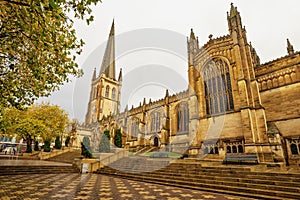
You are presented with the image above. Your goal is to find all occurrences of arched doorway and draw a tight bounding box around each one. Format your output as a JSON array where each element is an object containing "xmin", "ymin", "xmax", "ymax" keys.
[{"xmin": 154, "ymin": 137, "xmax": 159, "ymax": 147}]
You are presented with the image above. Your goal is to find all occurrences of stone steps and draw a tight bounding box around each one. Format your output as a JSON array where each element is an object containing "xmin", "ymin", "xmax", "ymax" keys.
[
  {"xmin": 97, "ymin": 158, "xmax": 300, "ymax": 199},
  {"xmin": 0, "ymin": 165, "xmax": 79, "ymax": 175},
  {"xmin": 46, "ymin": 150, "xmax": 81, "ymax": 163},
  {"xmin": 106, "ymin": 156, "xmax": 171, "ymax": 173},
  {"xmin": 148, "ymin": 170, "xmax": 300, "ymax": 187},
  {"xmin": 100, "ymin": 167, "xmax": 300, "ymax": 199},
  {"xmin": 159, "ymin": 168, "xmax": 300, "ymax": 182},
  {"xmin": 148, "ymin": 173, "xmax": 299, "ymax": 193}
]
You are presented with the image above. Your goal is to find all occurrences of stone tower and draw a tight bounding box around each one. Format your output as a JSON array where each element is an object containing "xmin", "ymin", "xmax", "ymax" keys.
[
  {"xmin": 187, "ymin": 4, "xmax": 273, "ymax": 162},
  {"xmin": 85, "ymin": 20, "xmax": 122, "ymax": 125}
]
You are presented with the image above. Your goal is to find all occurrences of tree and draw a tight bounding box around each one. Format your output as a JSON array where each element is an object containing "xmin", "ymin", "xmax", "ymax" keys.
[
  {"xmin": 65, "ymin": 135, "xmax": 70, "ymax": 147},
  {"xmin": 54, "ymin": 135, "xmax": 61, "ymax": 149},
  {"xmin": 0, "ymin": 107, "xmax": 45, "ymax": 153},
  {"xmin": 81, "ymin": 136, "xmax": 92, "ymax": 158},
  {"xmin": 0, "ymin": 103, "xmax": 69, "ymax": 152},
  {"xmin": 0, "ymin": 107, "xmax": 21, "ymax": 137},
  {"xmin": 99, "ymin": 130, "xmax": 110, "ymax": 153},
  {"xmin": 34, "ymin": 141, "xmax": 39, "ymax": 151},
  {"xmin": 44, "ymin": 138, "xmax": 51, "ymax": 152},
  {"xmin": 30, "ymin": 103, "xmax": 69, "ymax": 142},
  {"xmin": 114, "ymin": 129, "xmax": 122, "ymax": 148},
  {"xmin": 0, "ymin": 0, "xmax": 102, "ymax": 108},
  {"xmin": 15, "ymin": 118, "xmax": 46, "ymax": 153}
]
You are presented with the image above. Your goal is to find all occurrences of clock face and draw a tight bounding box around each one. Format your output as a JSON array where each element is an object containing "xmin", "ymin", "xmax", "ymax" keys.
[{"xmin": 92, "ymin": 105, "xmax": 96, "ymax": 112}]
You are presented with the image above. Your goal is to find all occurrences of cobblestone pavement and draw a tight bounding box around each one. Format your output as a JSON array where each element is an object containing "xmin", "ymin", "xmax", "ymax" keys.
[{"xmin": 0, "ymin": 174, "xmax": 252, "ymax": 200}]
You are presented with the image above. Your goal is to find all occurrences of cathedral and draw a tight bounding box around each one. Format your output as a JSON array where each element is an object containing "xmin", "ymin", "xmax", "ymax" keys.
[{"xmin": 84, "ymin": 4, "xmax": 300, "ymax": 165}]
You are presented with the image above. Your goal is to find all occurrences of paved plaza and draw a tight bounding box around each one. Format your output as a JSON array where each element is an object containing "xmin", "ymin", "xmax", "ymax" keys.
[{"xmin": 0, "ymin": 173, "xmax": 251, "ymax": 200}]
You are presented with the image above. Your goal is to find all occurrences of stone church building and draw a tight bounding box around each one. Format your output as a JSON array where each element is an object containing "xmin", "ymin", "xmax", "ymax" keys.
[{"xmin": 84, "ymin": 4, "xmax": 300, "ymax": 165}]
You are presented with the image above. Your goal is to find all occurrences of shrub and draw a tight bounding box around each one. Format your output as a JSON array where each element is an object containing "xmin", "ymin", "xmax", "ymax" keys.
[
  {"xmin": 114, "ymin": 129, "xmax": 122, "ymax": 148},
  {"xmin": 44, "ymin": 138, "xmax": 51, "ymax": 152},
  {"xmin": 81, "ymin": 136, "xmax": 92, "ymax": 158},
  {"xmin": 54, "ymin": 136, "xmax": 62, "ymax": 149},
  {"xmin": 65, "ymin": 135, "xmax": 70, "ymax": 147},
  {"xmin": 99, "ymin": 130, "xmax": 110, "ymax": 153}
]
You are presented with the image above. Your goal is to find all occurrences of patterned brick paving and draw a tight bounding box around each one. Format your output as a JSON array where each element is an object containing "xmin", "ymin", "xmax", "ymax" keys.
[{"xmin": 0, "ymin": 174, "xmax": 252, "ymax": 200}]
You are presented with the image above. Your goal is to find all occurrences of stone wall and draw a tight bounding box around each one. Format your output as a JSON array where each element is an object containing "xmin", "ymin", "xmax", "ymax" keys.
[{"xmin": 260, "ymin": 82, "xmax": 300, "ymax": 122}]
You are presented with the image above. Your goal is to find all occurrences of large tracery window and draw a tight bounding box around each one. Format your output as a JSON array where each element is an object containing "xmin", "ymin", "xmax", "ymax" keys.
[
  {"xmin": 202, "ymin": 59, "xmax": 234, "ymax": 115},
  {"xmin": 151, "ymin": 112, "xmax": 161, "ymax": 132},
  {"xmin": 177, "ymin": 103, "xmax": 189, "ymax": 133}
]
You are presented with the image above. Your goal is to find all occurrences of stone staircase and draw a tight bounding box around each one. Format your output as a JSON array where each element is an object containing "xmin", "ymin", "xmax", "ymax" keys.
[
  {"xmin": 46, "ymin": 150, "xmax": 81, "ymax": 164},
  {"xmin": 97, "ymin": 158, "xmax": 300, "ymax": 199},
  {"xmin": 0, "ymin": 165, "xmax": 79, "ymax": 175},
  {"xmin": 102, "ymin": 156, "xmax": 172, "ymax": 173}
]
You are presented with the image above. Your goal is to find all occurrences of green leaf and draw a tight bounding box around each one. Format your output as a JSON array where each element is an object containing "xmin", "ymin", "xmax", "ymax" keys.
[{"xmin": 0, "ymin": 0, "xmax": 102, "ymax": 109}]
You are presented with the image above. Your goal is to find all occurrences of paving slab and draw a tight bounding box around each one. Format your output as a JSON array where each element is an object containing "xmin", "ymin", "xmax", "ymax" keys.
[{"xmin": 0, "ymin": 174, "xmax": 252, "ymax": 200}]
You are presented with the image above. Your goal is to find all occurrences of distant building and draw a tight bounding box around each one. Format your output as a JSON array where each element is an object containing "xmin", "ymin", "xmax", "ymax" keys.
[{"xmin": 84, "ymin": 4, "xmax": 300, "ymax": 165}]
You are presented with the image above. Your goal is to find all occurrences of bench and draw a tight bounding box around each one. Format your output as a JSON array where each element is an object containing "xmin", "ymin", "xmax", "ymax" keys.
[
  {"xmin": 150, "ymin": 152, "xmax": 168, "ymax": 158},
  {"xmin": 223, "ymin": 153, "xmax": 258, "ymax": 164}
]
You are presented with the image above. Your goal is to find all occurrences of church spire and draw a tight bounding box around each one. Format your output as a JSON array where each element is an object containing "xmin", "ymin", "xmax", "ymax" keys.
[
  {"xmin": 287, "ymin": 38, "xmax": 295, "ymax": 55},
  {"xmin": 250, "ymin": 42, "xmax": 260, "ymax": 66},
  {"xmin": 92, "ymin": 68, "xmax": 96, "ymax": 80},
  {"xmin": 190, "ymin": 28, "xmax": 196, "ymax": 40},
  {"xmin": 227, "ymin": 3, "xmax": 243, "ymax": 36},
  {"xmin": 187, "ymin": 28, "xmax": 199, "ymax": 66},
  {"xmin": 118, "ymin": 68, "xmax": 122, "ymax": 82},
  {"xmin": 165, "ymin": 89, "xmax": 169, "ymax": 98},
  {"xmin": 229, "ymin": 2, "xmax": 238, "ymax": 18},
  {"xmin": 100, "ymin": 20, "xmax": 116, "ymax": 79}
]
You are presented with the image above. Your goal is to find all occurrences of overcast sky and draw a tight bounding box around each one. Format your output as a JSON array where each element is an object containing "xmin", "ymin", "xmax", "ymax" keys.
[{"xmin": 39, "ymin": 0, "xmax": 300, "ymax": 122}]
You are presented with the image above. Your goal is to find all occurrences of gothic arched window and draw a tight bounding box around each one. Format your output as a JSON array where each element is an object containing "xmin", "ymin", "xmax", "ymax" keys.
[
  {"xmin": 202, "ymin": 59, "xmax": 234, "ymax": 115},
  {"xmin": 105, "ymin": 85, "xmax": 110, "ymax": 98},
  {"xmin": 112, "ymin": 88, "xmax": 116, "ymax": 100},
  {"xmin": 151, "ymin": 112, "xmax": 161, "ymax": 132},
  {"xmin": 177, "ymin": 103, "xmax": 189, "ymax": 133},
  {"xmin": 130, "ymin": 119, "xmax": 139, "ymax": 139},
  {"xmin": 151, "ymin": 114, "xmax": 155, "ymax": 132}
]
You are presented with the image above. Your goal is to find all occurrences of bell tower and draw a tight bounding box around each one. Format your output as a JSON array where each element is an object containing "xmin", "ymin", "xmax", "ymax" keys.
[{"xmin": 85, "ymin": 20, "xmax": 122, "ymax": 125}]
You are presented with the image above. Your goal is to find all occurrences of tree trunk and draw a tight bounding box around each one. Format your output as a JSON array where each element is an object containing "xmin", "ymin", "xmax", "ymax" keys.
[{"xmin": 26, "ymin": 136, "xmax": 32, "ymax": 153}]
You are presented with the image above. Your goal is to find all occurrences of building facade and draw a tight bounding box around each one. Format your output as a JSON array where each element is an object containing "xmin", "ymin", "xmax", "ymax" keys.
[{"xmin": 84, "ymin": 5, "xmax": 300, "ymax": 165}]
